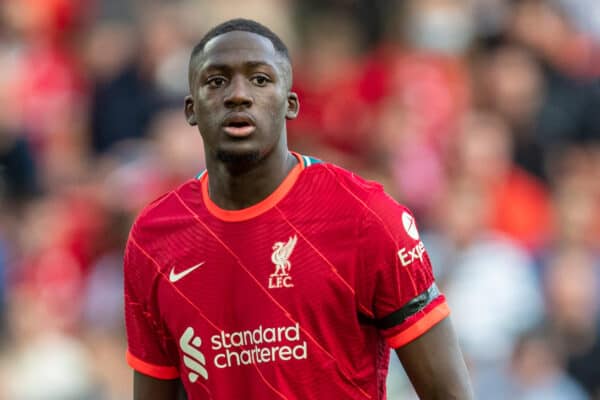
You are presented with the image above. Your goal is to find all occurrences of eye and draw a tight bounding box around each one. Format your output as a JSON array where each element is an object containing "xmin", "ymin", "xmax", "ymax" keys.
[
  {"xmin": 207, "ymin": 76, "xmax": 227, "ymax": 88},
  {"xmin": 251, "ymin": 75, "xmax": 270, "ymax": 87}
]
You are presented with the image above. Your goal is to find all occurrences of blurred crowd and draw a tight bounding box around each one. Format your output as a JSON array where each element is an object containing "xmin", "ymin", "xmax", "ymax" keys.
[{"xmin": 0, "ymin": 0, "xmax": 599, "ymax": 399}]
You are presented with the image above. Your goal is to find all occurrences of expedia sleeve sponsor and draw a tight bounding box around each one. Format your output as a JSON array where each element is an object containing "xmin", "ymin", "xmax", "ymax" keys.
[
  {"xmin": 209, "ymin": 323, "xmax": 307, "ymax": 368},
  {"xmin": 397, "ymin": 241, "xmax": 426, "ymax": 267},
  {"xmin": 357, "ymin": 193, "xmax": 441, "ymax": 333}
]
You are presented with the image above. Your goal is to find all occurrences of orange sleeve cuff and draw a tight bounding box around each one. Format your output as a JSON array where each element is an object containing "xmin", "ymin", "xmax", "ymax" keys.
[
  {"xmin": 386, "ymin": 301, "xmax": 450, "ymax": 349},
  {"xmin": 126, "ymin": 349, "xmax": 180, "ymax": 380}
]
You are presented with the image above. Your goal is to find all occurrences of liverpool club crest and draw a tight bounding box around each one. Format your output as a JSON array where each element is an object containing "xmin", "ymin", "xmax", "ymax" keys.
[{"xmin": 269, "ymin": 235, "xmax": 297, "ymax": 288}]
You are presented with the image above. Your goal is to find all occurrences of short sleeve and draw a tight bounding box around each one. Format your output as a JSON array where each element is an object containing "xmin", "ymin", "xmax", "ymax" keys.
[
  {"xmin": 358, "ymin": 190, "xmax": 450, "ymax": 349},
  {"xmin": 124, "ymin": 231, "xmax": 179, "ymax": 379}
]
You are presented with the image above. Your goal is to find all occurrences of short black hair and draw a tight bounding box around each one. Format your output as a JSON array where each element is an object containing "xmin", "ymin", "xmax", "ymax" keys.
[
  {"xmin": 190, "ymin": 18, "xmax": 290, "ymax": 66},
  {"xmin": 188, "ymin": 19, "xmax": 292, "ymax": 90}
]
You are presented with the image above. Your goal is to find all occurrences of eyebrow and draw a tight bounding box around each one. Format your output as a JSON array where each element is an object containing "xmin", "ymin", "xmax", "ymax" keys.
[{"xmin": 203, "ymin": 60, "xmax": 276, "ymax": 71}]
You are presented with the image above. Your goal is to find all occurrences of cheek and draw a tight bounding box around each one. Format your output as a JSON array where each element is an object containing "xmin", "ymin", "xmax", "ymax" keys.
[
  {"xmin": 195, "ymin": 100, "xmax": 221, "ymax": 127},
  {"xmin": 261, "ymin": 93, "xmax": 288, "ymax": 122},
  {"xmin": 195, "ymin": 94, "xmax": 216, "ymax": 112}
]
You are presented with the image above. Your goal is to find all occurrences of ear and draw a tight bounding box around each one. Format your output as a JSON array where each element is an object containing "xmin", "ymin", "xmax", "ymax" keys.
[
  {"xmin": 184, "ymin": 95, "xmax": 197, "ymax": 126},
  {"xmin": 285, "ymin": 92, "xmax": 299, "ymax": 120}
]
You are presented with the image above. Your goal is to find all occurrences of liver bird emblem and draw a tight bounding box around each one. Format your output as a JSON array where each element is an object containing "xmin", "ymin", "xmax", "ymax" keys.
[{"xmin": 271, "ymin": 235, "xmax": 298, "ymax": 276}]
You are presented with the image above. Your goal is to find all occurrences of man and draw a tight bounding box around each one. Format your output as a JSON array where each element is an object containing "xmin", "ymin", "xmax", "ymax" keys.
[{"xmin": 124, "ymin": 18, "xmax": 473, "ymax": 399}]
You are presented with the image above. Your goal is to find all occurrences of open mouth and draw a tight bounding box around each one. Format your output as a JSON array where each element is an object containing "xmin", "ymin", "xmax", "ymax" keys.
[
  {"xmin": 222, "ymin": 115, "xmax": 256, "ymax": 137},
  {"xmin": 228, "ymin": 120, "xmax": 252, "ymax": 128}
]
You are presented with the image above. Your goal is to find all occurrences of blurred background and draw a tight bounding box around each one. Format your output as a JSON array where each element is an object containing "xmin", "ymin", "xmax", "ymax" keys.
[{"xmin": 0, "ymin": 0, "xmax": 599, "ymax": 398}]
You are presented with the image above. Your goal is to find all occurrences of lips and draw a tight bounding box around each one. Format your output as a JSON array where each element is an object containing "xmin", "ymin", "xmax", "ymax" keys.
[{"xmin": 222, "ymin": 113, "xmax": 256, "ymax": 138}]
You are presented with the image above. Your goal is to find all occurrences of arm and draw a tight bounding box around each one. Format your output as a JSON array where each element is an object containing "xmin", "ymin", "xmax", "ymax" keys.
[
  {"xmin": 395, "ymin": 317, "xmax": 473, "ymax": 400},
  {"xmin": 134, "ymin": 371, "xmax": 187, "ymax": 400},
  {"xmin": 356, "ymin": 194, "xmax": 472, "ymax": 398},
  {"xmin": 125, "ymin": 232, "xmax": 184, "ymax": 400}
]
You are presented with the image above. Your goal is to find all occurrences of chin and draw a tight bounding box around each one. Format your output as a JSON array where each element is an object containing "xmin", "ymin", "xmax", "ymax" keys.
[{"xmin": 216, "ymin": 148, "xmax": 261, "ymax": 164}]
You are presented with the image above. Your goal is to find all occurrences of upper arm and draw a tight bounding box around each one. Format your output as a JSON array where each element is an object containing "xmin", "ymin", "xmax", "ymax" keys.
[
  {"xmin": 356, "ymin": 192, "xmax": 472, "ymax": 397},
  {"xmin": 357, "ymin": 193, "xmax": 449, "ymax": 347},
  {"xmin": 124, "ymin": 233, "xmax": 180, "ymax": 382},
  {"xmin": 134, "ymin": 371, "xmax": 185, "ymax": 400},
  {"xmin": 395, "ymin": 317, "xmax": 473, "ymax": 400}
]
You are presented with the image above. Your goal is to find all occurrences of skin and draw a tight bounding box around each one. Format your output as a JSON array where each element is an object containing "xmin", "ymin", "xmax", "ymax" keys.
[
  {"xmin": 134, "ymin": 30, "xmax": 473, "ymax": 399},
  {"xmin": 184, "ymin": 30, "xmax": 299, "ymax": 211},
  {"xmin": 396, "ymin": 318, "xmax": 473, "ymax": 399}
]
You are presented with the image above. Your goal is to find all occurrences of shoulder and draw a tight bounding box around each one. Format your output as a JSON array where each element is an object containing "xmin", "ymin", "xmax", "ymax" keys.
[
  {"xmin": 301, "ymin": 158, "xmax": 384, "ymax": 203},
  {"xmin": 130, "ymin": 178, "xmax": 198, "ymax": 236},
  {"xmin": 360, "ymin": 187, "xmax": 416, "ymax": 250},
  {"xmin": 311, "ymin": 160, "xmax": 409, "ymax": 218},
  {"xmin": 320, "ymin": 165, "xmax": 415, "ymax": 245},
  {"xmin": 299, "ymin": 157, "xmax": 414, "ymax": 236},
  {"xmin": 124, "ymin": 179, "xmax": 198, "ymax": 273}
]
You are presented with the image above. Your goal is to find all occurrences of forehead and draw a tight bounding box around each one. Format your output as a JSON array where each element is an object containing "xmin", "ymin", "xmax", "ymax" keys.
[{"xmin": 199, "ymin": 31, "xmax": 279, "ymax": 70}]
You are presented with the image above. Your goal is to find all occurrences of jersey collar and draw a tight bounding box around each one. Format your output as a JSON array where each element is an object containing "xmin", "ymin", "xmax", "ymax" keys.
[{"xmin": 200, "ymin": 152, "xmax": 305, "ymax": 222}]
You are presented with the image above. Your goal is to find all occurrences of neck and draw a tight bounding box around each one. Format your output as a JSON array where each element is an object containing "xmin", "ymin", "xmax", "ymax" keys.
[{"xmin": 205, "ymin": 145, "xmax": 297, "ymax": 210}]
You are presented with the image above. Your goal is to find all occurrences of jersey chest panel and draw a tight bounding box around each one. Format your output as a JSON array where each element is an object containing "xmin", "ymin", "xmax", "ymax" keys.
[{"xmin": 152, "ymin": 213, "xmax": 377, "ymax": 397}]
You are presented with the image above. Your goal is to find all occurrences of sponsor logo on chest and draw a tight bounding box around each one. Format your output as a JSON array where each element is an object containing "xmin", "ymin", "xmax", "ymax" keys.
[
  {"xmin": 180, "ymin": 327, "xmax": 209, "ymax": 382},
  {"xmin": 179, "ymin": 323, "xmax": 308, "ymax": 383}
]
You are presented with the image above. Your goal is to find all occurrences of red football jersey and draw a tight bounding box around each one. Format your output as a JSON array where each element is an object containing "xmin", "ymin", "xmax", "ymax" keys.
[{"xmin": 124, "ymin": 153, "xmax": 449, "ymax": 399}]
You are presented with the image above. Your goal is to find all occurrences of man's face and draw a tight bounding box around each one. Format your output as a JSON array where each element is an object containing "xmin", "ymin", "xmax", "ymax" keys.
[{"xmin": 185, "ymin": 31, "xmax": 298, "ymax": 164}]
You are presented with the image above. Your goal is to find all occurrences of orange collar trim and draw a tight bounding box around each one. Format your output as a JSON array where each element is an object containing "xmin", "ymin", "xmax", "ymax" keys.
[{"xmin": 201, "ymin": 152, "xmax": 304, "ymax": 222}]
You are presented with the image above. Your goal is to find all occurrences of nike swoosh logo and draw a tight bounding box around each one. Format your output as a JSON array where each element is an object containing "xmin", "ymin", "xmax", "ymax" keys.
[{"xmin": 169, "ymin": 262, "xmax": 205, "ymax": 283}]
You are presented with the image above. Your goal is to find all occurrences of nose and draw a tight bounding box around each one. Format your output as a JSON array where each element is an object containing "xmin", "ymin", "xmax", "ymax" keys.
[{"xmin": 224, "ymin": 76, "xmax": 253, "ymax": 108}]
